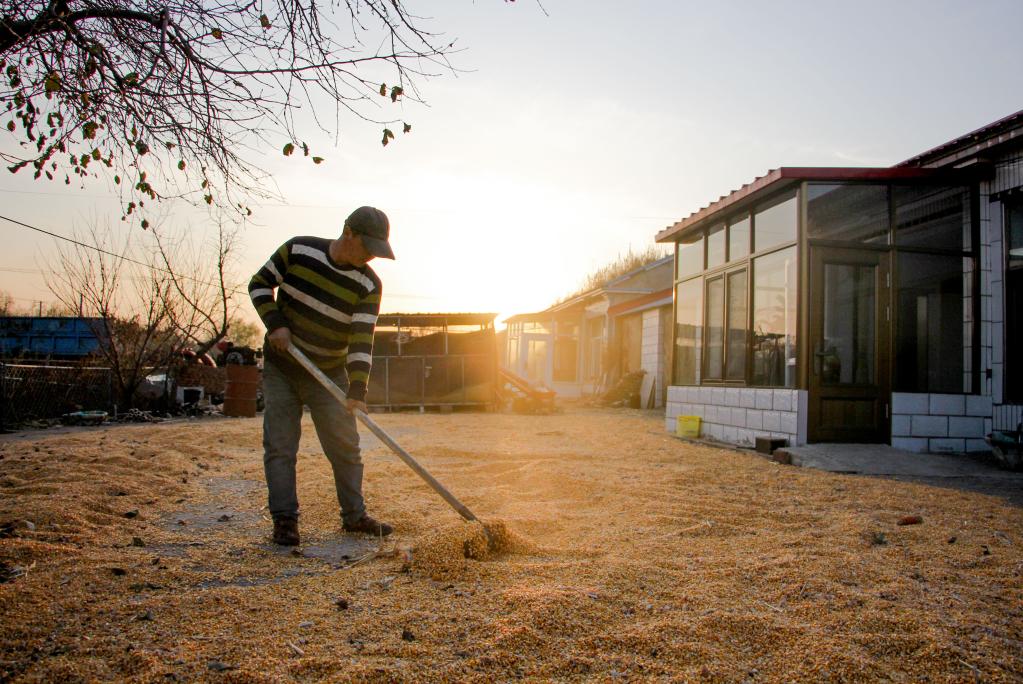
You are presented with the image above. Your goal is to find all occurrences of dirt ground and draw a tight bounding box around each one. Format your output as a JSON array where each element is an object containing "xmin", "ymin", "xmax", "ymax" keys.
[{"xmin": 1, "ymin": 407, "xmax": 1021, "ymax": 682}]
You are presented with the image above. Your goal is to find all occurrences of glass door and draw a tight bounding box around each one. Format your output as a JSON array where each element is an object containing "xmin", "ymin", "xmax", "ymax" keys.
[{"xmin": 808, "ymin": 247, "xmax": 891, "ymax": 442}]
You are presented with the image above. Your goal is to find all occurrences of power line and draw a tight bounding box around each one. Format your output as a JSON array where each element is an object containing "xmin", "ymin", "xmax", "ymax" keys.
[
  {"xmin": 0, "ymin": 215, "xmax": 439, "ymax": 302},
  {"xmin": 0, "ymin": 188, "xmax": 679, "ymax": 221},
  {"xmin": 0, "ymin": 213, "xmax": 251, "ymax": 296}
]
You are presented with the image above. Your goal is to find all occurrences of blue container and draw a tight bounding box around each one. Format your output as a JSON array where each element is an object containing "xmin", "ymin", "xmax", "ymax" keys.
[{"xmin": 0, "ymin": 316, "xmax": 103, "ymax": 358}]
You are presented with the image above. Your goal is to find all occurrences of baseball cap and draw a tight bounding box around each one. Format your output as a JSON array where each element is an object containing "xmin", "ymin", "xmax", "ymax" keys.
[{"xmin": 344, "ymin": 206, "xmax": 394, "ymax": 259}]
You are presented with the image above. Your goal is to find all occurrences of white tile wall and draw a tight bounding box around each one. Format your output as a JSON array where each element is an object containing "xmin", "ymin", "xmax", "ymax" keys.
[
  {"xmin": 911, "ymin": 415, "xmax": 948, "ymax": 437},
  {"xmin": 929, "ymin": 394, "xmax": 965, "ymax": 416},
  {"xmin": 665, "ymin": 387, "xmax": 801, "ymax": 447},
  {"xmin": 891, "ymin": 415, "xmax": 911, "ymax": 436},
  {"xmin": 930, "ymin": 438, "xmax": 966, "ymax": 454},
  {"xmin": 893, "ymin": 393, "xmax": 928, "ymax": 414},
  {"xmin": 948, "ymin": 416, "xmax": 985, "ymax": 439},
  {"xmin": 640, "ymin": 309, "xmax": 663, "ymax": 409},
  {"xmin": 966, "ymin": 395, "xmax": 993, "ymax": 417},
  {"xmin": 892, "ymin": 392, "xmax": 997, "ymax": 454},
  {"xmin": 893, "ymin": 437, "xmax": 928, "ymax": 452}
]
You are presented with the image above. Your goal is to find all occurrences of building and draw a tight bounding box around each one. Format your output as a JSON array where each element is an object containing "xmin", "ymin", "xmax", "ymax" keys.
[
  {"xmin": 657, "ymin": 110, "xmax": 1023, "ymax": 453},
  {"xmin": 502, "ymin": 256, "xmax": 673, "ymax": 407}
]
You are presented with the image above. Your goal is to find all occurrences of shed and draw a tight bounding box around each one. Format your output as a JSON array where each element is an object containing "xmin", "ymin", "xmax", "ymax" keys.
[{"xmin": 367, "ymin": 313, "xmax": 498, "ymax": 409}]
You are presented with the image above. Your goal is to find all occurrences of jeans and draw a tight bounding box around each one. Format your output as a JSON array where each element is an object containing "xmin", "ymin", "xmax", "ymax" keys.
[{"xmin": 261, "ymin": 356, "xmax": 365, "ymax": 525}]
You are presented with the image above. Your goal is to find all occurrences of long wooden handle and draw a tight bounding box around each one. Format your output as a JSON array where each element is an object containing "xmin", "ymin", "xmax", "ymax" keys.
[{"xmin": 286, "ymin": 343, "xmax": 480, "ymax": 523}]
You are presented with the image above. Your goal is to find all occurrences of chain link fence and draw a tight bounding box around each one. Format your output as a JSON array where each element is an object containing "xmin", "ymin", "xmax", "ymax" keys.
[{"xmin": 0, "ymin": 361, "xmax": 116, "ymax": 427}]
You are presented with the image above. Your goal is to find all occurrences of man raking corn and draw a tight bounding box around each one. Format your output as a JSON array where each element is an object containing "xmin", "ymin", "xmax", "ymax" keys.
[{"xmin": 249, "ymin": 206, "xmax": 394, "ymax": 546}]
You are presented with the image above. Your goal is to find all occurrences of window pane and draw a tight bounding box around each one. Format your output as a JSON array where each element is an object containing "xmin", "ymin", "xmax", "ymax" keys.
[
  {"xmin": 705, "ymin": 277, "xmax": 724, "ymax": 378},
  {"xmin": 508, "ymin": 333, "xmax": 519, "ymax": 370},
  {"xmin": 754, "ymin": 193, "xmax": 797, "ymax": 252},
  {"xmin": 895, "ymin": 185, "xmax": 970, "ymax": 250},
  {"xmin": 553, "ymin": 321, "xmax": 578, "ymax": 382},
  {"xmin": 526, "ymin": 339, "xmax": 548, "ymax": 382},
  {"xmin": 1007, "ymin": 202, "xmax": 1023, "ymax": 400},
  {"xmin": 674, "ymin": 278, "xmax": 702, "ymax": 385},
  {"xmin": 752, "ymin": 246, "xmax": 798, "ymax": 387},
  {"xmin": 807, "ymin": 183, "xmax": 889, "ymax": 243},
  {"xmin": 677, "ymin": 233, "xmax": 704, "ymax": 278},
  {"xmin": 895, "ymin": 252, "xmax": 969, "ymax": 393},
  {"xmin": 823, "ymin": 263, "xmax": 875, "ymax": 385},
  {"xmin": 726, "ymin": 270, "xmax": 748, "ymax": 380},
  {"xmin": 707, "ymin": 223, "xmax": 726, "ymax": 268},
  {"xmin": 729, "ymin": 216, "xmax": 750, "ymax": 261}
]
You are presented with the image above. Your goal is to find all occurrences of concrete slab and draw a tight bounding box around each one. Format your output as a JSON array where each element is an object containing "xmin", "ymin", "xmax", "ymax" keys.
[{"xmin": 774, "ymin": 443, "xmax": 1023, "ymax": 507}]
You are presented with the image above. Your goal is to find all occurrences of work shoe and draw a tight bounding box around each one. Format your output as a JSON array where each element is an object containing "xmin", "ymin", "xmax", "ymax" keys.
[
  {"xmin": 272, "ymin": 517, "xmax": 300, "ymax": 546},
  {"xmin": 343, "ymin": 514, "xmax": 393, "ymax": 537}
]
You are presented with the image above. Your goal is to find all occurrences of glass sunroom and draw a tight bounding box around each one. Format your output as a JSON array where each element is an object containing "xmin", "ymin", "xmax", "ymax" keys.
[{"xmin": 657, "ymin": 167, "xmax": 980, "ymax": 448}]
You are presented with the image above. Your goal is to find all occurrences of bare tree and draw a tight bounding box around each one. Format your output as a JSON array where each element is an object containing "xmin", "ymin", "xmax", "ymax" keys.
[
  {"xmin": 0, "ymin": 290, "xmax": 14, "ymax": 315},
  {"xmin": 45, "ymin": 219, "xmax": 240, "ymax": 407},
  {"xmin": 1, "ymin": 0, "xmax": 471, "ymax": 221},
  {"xmin": 46, "ymin": 224, "xmax": 175, "ymax": 407},
  {"xmin": 149, "ymin": 217, "xmax": 237, "ymax": 358},
  {"xmin": 224, "ymin": 315, "xmax": 261, "ymax": 348}
]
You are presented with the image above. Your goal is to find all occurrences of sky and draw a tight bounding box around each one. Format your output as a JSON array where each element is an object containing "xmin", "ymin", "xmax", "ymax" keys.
[{"xmin": 2, "ymin": 0, "xmax": 1022, "ymax": 329}]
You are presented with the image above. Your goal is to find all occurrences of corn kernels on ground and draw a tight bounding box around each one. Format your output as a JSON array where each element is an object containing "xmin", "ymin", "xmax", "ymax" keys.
[{"xmin": 1, "ymin": 407, "xmax": 1022, "ymax": 682}]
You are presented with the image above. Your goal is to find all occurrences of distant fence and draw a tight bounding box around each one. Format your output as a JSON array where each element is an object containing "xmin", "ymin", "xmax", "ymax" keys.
[{"xmin": 0, "ymin": 361, "xmax": 116, "ymax": 427}]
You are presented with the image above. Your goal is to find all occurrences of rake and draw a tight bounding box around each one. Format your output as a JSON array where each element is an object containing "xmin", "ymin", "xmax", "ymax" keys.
[{"xmin": 286, "ymin": 343, "xmax": 488, "ymax": 530}]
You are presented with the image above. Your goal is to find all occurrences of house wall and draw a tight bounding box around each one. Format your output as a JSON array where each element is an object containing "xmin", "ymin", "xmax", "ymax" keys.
[
  {"xmin": 890, "ymin": 393, "xmax": 992, "ymax": 453},
  {"xmin": 665, "ymin": 386, "xmax": 807, "ymax": 447},
  {"xmin": 879, "ymin": 132, "xmax": 1023, "ymax": 452},
  {"xmin": 640, "ymin": 308, "xmax": 662, "ymax": 408}
]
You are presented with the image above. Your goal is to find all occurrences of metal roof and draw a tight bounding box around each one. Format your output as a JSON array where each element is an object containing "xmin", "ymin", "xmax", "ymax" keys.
[
  {"xmin": 607, "ymin": 288, "xmax": 673, "ymax": 317},
  {"xmin": 376, "ymin": 313, "xmax": 497, "ymax": 327},
  {"xmin": 898, "ymin": 109, "xmax": 1023, "ymax": 168},
  {"xmin": 654, "ymin": 166, "xmax": 967, "ymax": 244},
  {"xmin": 501, "ymin": 312, "xmax": 553, "ymax": 324}
]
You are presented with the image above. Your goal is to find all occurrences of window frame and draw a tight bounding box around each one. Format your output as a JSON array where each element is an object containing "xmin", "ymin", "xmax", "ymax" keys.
[
  {"xmin": 1004, "ymin": 197, "xmax": 1023, "ymax": 402},
  {"xmin": 670, "ymin": 189, "xmax": 799, "ymax": 387}
]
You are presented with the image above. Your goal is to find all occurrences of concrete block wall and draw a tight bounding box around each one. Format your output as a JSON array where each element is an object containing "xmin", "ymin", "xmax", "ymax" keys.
[
  {"xmin": 891, "ymin": 392, "xmax": 992, "ymax": 454},
  {"xmin": 666, "ymin": 386, "xmax": 806, "ymax": 447}
]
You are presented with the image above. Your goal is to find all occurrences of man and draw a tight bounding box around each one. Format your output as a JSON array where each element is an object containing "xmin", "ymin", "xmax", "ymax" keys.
[{"xmin": 248, "ymin": 206, "xmax": 394, "ymax": 546}]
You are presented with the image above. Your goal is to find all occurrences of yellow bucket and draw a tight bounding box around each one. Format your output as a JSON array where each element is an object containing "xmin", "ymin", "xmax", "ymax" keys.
[{"xmin": 676, "ymin": 415, "xmax": 701, "ymax": 439}]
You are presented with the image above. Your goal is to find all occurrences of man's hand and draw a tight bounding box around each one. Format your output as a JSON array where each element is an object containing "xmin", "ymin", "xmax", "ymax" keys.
[
  {"xmin": 267, "ymin": 327, "xmax": 292, "ymax": 352},
  {"xmin": 344, "ymin": 398, "xmax": 367, "ymax": 416}
]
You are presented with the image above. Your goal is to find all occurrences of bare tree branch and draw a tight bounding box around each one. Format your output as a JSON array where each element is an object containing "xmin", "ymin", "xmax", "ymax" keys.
[
  {"xmin": 44, "ymin": 218, "xmax": 243, "ymax": 407},
  {"xmin": 1, "ymin": 0, "xmax": 474, "ymax": 223}
]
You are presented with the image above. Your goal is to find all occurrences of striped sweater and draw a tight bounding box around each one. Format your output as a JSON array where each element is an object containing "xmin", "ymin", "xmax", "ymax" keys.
[{"xmin": 248, "ymin": 236, "xmax": 382, "ymax": 401}]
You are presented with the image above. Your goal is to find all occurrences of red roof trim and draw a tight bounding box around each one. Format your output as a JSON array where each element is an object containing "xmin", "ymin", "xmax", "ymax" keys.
[{"xmin": 607, "ymin": 288, "xmax": 673, "ymax": 317}]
